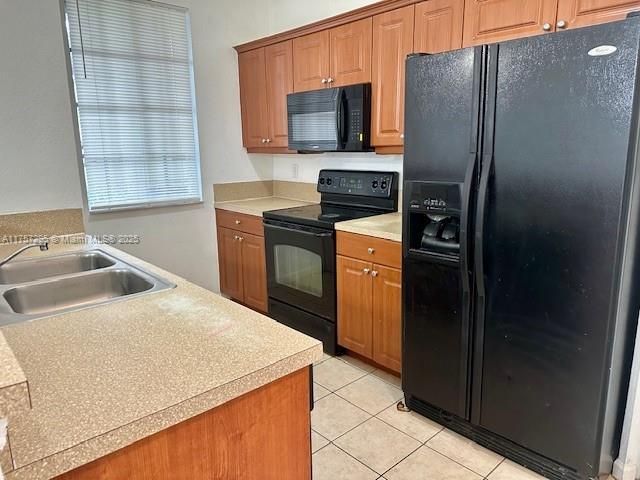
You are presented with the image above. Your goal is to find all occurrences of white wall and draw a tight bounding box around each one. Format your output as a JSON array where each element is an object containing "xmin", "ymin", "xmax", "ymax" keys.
[
  {"xmin": 0, "ymin": 0, "xmax": 83, "ymax": 215},
  {"xmin": 266, "ymin": 0, "xmax": 404, "ymax": 186},
  {"xmin": 273, "ymin": 153, "xmax": 403, "ymax": 184}
]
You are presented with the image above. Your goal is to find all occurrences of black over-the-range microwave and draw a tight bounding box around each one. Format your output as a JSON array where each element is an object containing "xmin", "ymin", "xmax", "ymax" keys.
[{"xmin": 287, "ymin": 83, "xmax": 371, "ymax": 152}]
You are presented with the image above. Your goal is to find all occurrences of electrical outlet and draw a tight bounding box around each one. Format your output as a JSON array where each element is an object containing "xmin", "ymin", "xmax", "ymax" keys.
[{"xmin": 292, "ymin": 163, "xmax": 299, "ymax": 179}]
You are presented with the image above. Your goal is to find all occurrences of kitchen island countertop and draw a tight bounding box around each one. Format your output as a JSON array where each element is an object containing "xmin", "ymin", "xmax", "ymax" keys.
[{"xmin": 0, "ymin": 240, "xmax": 321, "ymax": 479}]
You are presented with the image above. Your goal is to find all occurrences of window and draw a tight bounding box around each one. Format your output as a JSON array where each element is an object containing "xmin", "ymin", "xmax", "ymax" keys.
[{"xmin": 64, "ymin": 0, "xmax": 202, "ymax": 212}]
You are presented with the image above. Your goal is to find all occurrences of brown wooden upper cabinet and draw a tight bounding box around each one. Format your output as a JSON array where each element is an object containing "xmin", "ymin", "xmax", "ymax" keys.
[
  {"xmin": 238, "ymin": 40, "xmax": 293, "ymax": 149},
  {"xmin": 463, "ymin": 0, "xmax": 560, "ymax": 46},
  {"xmin": 463, "ymin": 0, "xmax": 640, "ymax": 46},
  {"xmin": 293, "ymin": 18, "xmax": 372, "ymax": 92},
  {"xmin": 414, "ymin": 0, "xmax": 465, "ymax": 53},
  {"xmin": 238, "ymin": 48, "xmax": 269, "ymax": 148},
  {"xmin": 371, "ymin": 6, "xmax": 415, "ymax": 147},
  {"xmin": 292, "ymin": 31, "xmax": 330, "ymax": 93},
  {"xmin": 556, "ymin": 0, "xmax": 640, "ymax": 30}
]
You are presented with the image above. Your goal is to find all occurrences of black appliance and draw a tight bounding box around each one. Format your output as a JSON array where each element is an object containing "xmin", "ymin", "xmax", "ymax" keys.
[
  {"xmin": 287, "ymin": 84, "xmax": 371, "ymax": 152},
  {"xmin": 264, "ymin": 170, "xmax": 398, "ymax": 354},
  {"xmin": 402, "ymin": 17, "xmax": 640, "ymax": 480}
]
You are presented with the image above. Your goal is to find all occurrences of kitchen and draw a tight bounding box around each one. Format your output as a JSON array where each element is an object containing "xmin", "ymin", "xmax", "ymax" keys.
[{"xmin": 2, "ymin": 0, "xmax": 640, "ymax": 479}]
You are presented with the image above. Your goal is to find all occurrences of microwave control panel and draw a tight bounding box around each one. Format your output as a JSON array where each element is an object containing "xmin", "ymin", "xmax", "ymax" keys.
[{"xmin": 317, "ymin": 170, "xmax": 397, "ymax": 198}]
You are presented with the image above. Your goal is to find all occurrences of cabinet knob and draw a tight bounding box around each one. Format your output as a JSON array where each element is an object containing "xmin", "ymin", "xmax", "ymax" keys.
[
  {"xmin": 261, "ymin": 138, "xmax": 267, "ymax": 144},
  {"xmin": 321, "ymin": 78, "xmax": 328, "ymax": 84},
  {"xmin": 367, "ymin": 247, "xmax": 375, "ymax": 254},
  {"xmin": 371, "ymin": 271, "xmax": 378, "ymax": 277},
  {"xmin": 238, "ymin": 236, "xmax": 244, "ymax": 242},
  {"xmin": 400, "ymin": 133, "xmax": 405, "ymax": 139},
  {"xmin": 556, "ymin": 19, "xmax": 567, "ymax": 29},
  {"xmin": 363, "ymin": 268, "xmax": 370, "ymax": 275},
  {"xmin": 542, "ymin": 22, "xmax": 552, "ymax": 31},
  {"xmin": 233, "ymin": 235, "xmax": 239, "ymax": 241},
  {"xmin": 266, "ymin": 138, "xmax": 272, "ymax": 143},
  {"xmin": 327, "ymin": 77, "xmax": 334, "ymax": 84},
  {"xmin": 235, "ymin": 220, "xmax": 241, "ymax": 225}
]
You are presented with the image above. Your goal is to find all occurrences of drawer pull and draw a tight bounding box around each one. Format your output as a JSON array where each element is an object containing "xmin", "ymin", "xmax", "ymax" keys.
[
  {"xmin": 371, "ymin": 270, "xmax": 379, "ymax": 277},
  {"xmin": 367, "ymin": 247, "xmax": 375, "ymax": 254},
  {"xmin": 235, "ymin": 220, "xmax": 241, "ymax": 225},
  {"xmin": 363, "ymin": 268, "xmax": 370, "ymax": 275}
]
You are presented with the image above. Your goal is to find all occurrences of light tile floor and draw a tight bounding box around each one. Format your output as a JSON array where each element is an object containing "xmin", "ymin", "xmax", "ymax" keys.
[{"xmin": 312, "ymin": 353, "xmax": 547, "ymax": 480}]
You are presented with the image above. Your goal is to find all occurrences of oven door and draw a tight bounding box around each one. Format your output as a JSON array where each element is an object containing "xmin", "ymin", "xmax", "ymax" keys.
[{"xmin": 264, "ymin": 219, "xmax": 336, "ymax": 321}]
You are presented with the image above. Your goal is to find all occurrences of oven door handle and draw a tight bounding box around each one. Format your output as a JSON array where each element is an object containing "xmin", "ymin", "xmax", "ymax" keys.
[{"xmin": 263, "ymin": 221, "xmax": 334, "ymax": 238}]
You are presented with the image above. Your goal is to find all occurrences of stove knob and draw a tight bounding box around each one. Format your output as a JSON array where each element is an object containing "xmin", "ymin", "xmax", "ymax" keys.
[
  {"xmin": 319, "ymin": 177, "xmax": 325, "ymax": 185},
  {"xmin": 327, "ymin": 178, "xmax": 333, "ymax": 186},
  {"xmin": 381, "ymin": 180, "xmax": 388, "ymax": 190},
  {"xmin": 372, "ymin": 180, "xmax": 379, "ymax": 189}
]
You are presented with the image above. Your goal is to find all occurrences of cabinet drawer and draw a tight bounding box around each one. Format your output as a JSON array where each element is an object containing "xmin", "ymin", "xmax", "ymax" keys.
[
  {"xmin": 337, "ymin": 232, "xmax": 401, "ymax": 269},
  {"xmin": 216, "ymin": 209, "xmax": 264, "ymax": 237}
]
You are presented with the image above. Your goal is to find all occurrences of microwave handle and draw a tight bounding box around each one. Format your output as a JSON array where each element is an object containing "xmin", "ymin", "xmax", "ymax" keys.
[{"xmin": 336, "ymin": 88, "xmax": 347, "ymax": 147}]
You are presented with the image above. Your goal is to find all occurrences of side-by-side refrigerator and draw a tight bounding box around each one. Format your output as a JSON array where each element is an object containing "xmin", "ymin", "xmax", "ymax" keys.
[{"xmin": 402, "ymin": 16, "xmax": 640, "ymax": 480}]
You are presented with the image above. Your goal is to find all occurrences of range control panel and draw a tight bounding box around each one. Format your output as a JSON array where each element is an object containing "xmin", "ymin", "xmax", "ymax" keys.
[{"xmin": 317, "ymin": 170, "xmax": 398, "ymax": 198}]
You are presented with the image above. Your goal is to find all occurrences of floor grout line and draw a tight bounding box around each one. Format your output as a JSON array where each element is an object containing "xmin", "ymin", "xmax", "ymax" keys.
[
  {"xmin": 329, "ymin": 440, "xmax": 391, "ymax": 477},
  {"xmin": 422, "ymin": 443, "xmax": 501, "ymax": 478},
  {"xmin": 484, "ymin": 457, "xmax": 506, "ymax": 479}
]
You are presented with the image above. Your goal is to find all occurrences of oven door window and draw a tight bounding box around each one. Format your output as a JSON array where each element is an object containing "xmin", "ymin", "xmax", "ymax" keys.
[{"xmin": 274, "ymin": 245, "xmax": 323, "ymax": 297}]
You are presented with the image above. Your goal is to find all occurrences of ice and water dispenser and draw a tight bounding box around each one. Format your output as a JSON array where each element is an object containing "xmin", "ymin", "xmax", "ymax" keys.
[
  {"xmin": 402, "ymin": 180, "xmax": 469, "ymax": 415},
  {"xmin": 405, "ymin": 181, "xmax": 462, "ymax": 259}
]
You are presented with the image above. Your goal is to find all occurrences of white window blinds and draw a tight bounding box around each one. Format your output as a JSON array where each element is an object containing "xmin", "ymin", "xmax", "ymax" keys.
[{"xmin": 65, "ymin": 0, "xmax": 202, "ymax": 212}]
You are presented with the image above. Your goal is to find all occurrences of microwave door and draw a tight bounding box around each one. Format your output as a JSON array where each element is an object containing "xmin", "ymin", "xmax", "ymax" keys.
[{"xmin": 287, "ymin": 88, "xmax": 339, "ymax": 151}]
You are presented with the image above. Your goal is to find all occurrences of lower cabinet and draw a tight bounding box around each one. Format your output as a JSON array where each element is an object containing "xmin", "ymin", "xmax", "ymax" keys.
[
  {"xmin": 337, "ymin": 232, "xmax": 402, "ymax": 372},
  {"xmin": 216, "ymin": 209, "xmax": 268, "ymax": 313}
]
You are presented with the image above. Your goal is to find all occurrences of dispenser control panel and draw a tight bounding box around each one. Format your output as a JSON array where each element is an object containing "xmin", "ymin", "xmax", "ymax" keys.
[{"xmin": 407, "ymin": 181, "xmax": 463, "ymax": 215}]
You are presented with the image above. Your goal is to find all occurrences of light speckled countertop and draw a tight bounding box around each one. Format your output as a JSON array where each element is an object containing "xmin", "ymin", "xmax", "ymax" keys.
[
  {"xmin": 0, "ymin": 241, "xmax": 321, "ymax": 480},
  {"xmin": 214, "ymin": 197, "xmax": 314, "ymax": 217},
  {"xmin": 336, "ymin": 212, "xmax": 403, "ymax": 242}
]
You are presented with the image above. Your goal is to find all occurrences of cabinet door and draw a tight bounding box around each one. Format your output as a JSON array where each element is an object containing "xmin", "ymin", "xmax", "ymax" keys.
[
  {"xmin": 240, "ymin": 233, "xmax": 268, "ymax": 313},
  {"xmin": 462, "ymin": 0, "xmax": 559, "ymax": 46},
  {"xmin": 414, "ymin": 0, "xmax": 464, "ymax": 53},
  {"xmin": 238, "ymin": 48, "xmax": 269, "ymax": 148},
  {"xmin": 329, "ymin": 18, "xmax": 373, "ymax": 87},
  {"xmin": 337, "ymin": 256, "xmax": 373, "ymax": 357},
  {"xmin": 293, "ymin": 31, "xmax": 330, "ymax": 92},
  {"xmin": 372, "ymin": 265, "xmax": 402, "ymax": 373},
  {"xmin": 217, "ymin": 227, "xmax": 244, "ymax": 301},
  {"xmin": 371, "ymin": 6, "xmax": 414, "ymax": 147},
  {"xmin": 265, "ymin": 41, "xmax": 294, "ymax": 148},
  {"xmin": 556, "ymin": 0, "xmax": 640, "ymax": 30}
]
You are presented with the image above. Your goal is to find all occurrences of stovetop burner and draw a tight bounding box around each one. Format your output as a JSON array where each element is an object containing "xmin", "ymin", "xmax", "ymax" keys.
[{"xmin": 264, "ymin": 203, "xmax": 384, "ymax": 229}]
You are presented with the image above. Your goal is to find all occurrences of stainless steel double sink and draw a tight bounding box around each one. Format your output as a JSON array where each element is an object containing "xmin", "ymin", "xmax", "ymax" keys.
[{"xmin": 0, "ymin": 249, "xmax": 175, "ymax": 326}]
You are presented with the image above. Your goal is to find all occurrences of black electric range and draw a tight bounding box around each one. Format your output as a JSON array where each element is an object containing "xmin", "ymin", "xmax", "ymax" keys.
[{"xmin": 263, "ymin": 170, "xmax": 399, "ymax": 354}]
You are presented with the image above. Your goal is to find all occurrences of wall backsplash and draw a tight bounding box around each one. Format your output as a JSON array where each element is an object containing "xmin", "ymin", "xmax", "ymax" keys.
[{"xmin": 272, "ymin": 153, "xmax": 404, "ymax": 184}]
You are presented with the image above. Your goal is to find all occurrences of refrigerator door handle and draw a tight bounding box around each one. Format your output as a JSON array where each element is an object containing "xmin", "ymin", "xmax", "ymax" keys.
[
  {"xmin": 460, "ymin": 152, "xmax": 477, "ymax": 297},
  {"xmin": 474, "ymin": 153, "xmax": 494, "ymax": 299}
]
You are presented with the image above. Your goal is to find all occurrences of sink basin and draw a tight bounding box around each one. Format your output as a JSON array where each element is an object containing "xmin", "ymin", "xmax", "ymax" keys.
[
  {"xmin": 0, "ymin": 249, "xmax": 175, "ymax": 325},
  {"xmin": 0, "ymin": 251, "xmax": 115, "ymax": 284},
  {"xmin": 3, "ymin": 270, "xmax": 154, "ymax": 316}
]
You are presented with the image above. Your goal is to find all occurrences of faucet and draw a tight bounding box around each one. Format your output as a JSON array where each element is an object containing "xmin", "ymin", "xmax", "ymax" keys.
[{"xmin": 0, "ymin": 239, "xmax": 49, "ymax": 269}]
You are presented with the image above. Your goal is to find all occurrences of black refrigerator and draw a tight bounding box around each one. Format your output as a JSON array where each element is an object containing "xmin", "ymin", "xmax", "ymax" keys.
[{"xmin": 402, "ymin": 16, "xmax": 640, "ymax": 480}]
